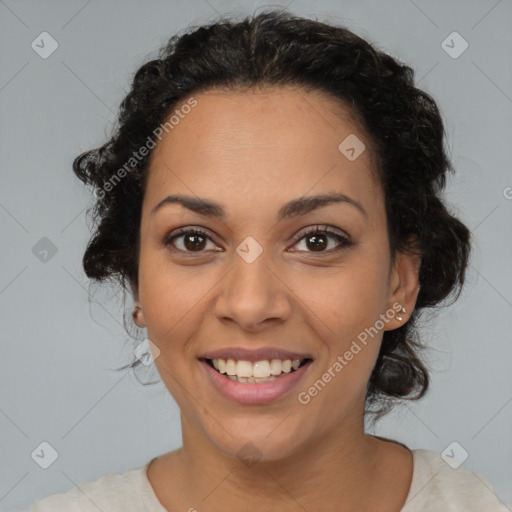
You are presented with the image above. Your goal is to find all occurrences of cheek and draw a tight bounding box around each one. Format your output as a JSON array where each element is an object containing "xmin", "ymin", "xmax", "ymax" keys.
[
  {"xmin": 140, "ymin": 279, "xmax": 200, "ymax": 345},
  {"xmin": 290, "ymin": 254, "xmax": 389, "ymax": 387},
  {"xmin": 138, "ymin": 249, "xmax": 186, "ymax": 341},
  {"xmin": 137, "ymin": 248, "xmax": 222, "ymax": 356},
  {"xmin": 296, "ymin": 257, "xmax": 389, "ymax": 334},
  {"xmin": 296, "ymin": 273, "xmax": 386, "ymax": 416}
]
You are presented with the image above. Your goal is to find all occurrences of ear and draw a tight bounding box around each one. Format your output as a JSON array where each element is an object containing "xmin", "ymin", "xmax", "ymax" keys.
[
  {"xmin": 385, "ymin": 243, "xmax": 421, "ymax": 330},
  {"xmin": 132, "ymin": 304, "xmax": 146, "ymax": 328},
  {"xmin": 129, "ymin": 279, "xmax": 146, "ymax": 327}
]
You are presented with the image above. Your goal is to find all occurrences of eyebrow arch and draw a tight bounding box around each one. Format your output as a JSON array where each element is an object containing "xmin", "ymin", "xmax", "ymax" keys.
[{"xmin": 150, "ymin": 192, "xmax": 367, "ymax": 221}]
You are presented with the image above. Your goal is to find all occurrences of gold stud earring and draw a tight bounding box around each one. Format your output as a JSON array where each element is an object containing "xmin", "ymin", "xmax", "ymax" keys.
[{"xmin": 396, "ymin": 305, "xmax": 407, "ymax": 322}]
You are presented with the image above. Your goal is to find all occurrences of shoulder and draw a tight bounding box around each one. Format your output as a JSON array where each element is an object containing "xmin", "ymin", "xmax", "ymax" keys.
[
  {"xmin": 401, "ymin": 448, "xmax": 510, "ymax": 511},
  {"xmin": 23, "ymin": 460, "xmax": 164, "ymax": 512}
]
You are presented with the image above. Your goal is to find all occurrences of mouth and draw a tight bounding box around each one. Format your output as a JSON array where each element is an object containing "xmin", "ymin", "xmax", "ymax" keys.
[
  {"xmin": 198, "ymin": 355, "xmax": 314, "ymax": 405},
  {"xmin": 200, "ymin": 357, "xmax": 313, "ymax": 383}
]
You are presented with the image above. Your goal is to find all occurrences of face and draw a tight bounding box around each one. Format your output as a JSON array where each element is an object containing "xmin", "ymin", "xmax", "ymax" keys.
[{"xmin": 135, "ymin": 86, "xmax": 419, "ymax": 462}]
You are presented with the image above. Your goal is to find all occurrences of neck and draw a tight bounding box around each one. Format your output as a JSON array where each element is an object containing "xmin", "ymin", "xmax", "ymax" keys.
[{"xmin": 165, "ymin": 413, "xmax": 391, "ymax": 511}]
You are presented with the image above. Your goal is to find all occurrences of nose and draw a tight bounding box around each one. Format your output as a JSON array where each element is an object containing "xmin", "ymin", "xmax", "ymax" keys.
[{"xmin": 213, "ymin": 250, "xmax": 292, "ymax": 332}]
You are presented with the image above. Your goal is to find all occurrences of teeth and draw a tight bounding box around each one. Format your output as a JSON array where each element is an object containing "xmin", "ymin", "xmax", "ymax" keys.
[
  {"xmin": 236, "ymin": 360, "xmax": 253, "ymax": 378},
  {"xmin": 210, "ymin": 358, "xmax": 304, "ymax": 379},
  {"xmin": 253, "ymin": 360, "xmax": 270, "ymax": 378},
  {"xmin": 227, "ymin": 374, "xmax": 278, "ymax": 383},
  {"xmin": 226, "ymin": 358, "xmax": 237, "ymax": 376},
  {"xmin": 269, "ymin": 359, "xmax": 283, "ymax": 376}
]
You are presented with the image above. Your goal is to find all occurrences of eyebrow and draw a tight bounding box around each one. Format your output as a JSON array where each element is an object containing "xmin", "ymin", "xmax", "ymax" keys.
[{"xmin": 150, "ymin": 192, "xmax": 367, "ymax": 221}]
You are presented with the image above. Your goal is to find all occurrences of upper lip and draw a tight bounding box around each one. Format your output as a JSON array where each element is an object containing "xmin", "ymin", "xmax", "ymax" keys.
[{"xmin": 199, "ymin": 346, "xmax": 313, "ymax": 363}]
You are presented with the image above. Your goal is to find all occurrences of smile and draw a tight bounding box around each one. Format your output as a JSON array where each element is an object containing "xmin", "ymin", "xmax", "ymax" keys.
[
  {"xmin": 199, "ymin": 357, "xmax": 314, "ymax": 405},
  {"xmin": 204, "ymin": 357, "xmax": 312, "ymax": 382}
]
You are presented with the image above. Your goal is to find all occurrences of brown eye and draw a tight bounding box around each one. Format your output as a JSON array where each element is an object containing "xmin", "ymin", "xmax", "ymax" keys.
[
  {"xmin": 291, "ymin": 226, "xmax": 352, "ymax": 254},
  {"xmin": 164, "ymin": 228, "xmax": 215, "ymax": 252},
  {"xmin": 304, "ymin": 233, "xmax": 328, "ymax": 252}
]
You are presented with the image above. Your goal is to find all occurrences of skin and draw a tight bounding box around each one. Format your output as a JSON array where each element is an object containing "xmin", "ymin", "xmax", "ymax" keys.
[{"xmin": 133, "ymin": 86, "xmax": 421, "ymax": 512}]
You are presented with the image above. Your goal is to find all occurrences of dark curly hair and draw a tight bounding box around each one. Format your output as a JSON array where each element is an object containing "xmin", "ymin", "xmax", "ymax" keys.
[{"xmin": 73, "ymin": 10, "xmax": 471, "ymax": 420}]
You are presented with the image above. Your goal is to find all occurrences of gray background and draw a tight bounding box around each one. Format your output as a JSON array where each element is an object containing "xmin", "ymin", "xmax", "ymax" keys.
[{"xmin": 1, "ymin": 0, "xmax": 511, "ymax": 510}]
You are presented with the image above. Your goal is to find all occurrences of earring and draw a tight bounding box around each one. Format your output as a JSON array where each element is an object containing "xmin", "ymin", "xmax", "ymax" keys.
[{"xmin": 396, "ymin": 305, "xmax": 407, "ymax": 322}]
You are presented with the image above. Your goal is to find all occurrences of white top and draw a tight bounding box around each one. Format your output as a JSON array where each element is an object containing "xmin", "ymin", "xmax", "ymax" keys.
[{"xmin": 24, "ymin": 449, "xmax": 510, "ymax": 511}]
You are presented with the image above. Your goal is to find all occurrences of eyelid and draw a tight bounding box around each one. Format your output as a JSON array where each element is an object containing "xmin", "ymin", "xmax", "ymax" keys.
[{"xmin": 292, "ymin": 224, "xmax": 350, "ymax": 243}]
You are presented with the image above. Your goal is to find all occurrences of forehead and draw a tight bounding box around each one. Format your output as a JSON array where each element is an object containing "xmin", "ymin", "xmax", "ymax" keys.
[{"xmin": 144, "ymin": 86, "xmax": 382, "ymax": 220}]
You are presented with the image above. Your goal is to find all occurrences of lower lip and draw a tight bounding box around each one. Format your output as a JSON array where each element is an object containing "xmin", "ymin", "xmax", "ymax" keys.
[{"xmin": 199, "ymin": 359, "xmax": 313, "ymax": 405}]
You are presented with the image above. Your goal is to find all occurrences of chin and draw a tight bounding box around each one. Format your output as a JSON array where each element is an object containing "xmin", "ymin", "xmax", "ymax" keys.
[{"xmin": 199, "ymin": 414, "xmax": 314, "ymax": 465}]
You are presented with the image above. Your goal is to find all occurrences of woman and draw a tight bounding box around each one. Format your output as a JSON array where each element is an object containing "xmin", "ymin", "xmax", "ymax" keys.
[{"xmin": 25, "ymin": 9, "xmax": 509, "ymax": 512}]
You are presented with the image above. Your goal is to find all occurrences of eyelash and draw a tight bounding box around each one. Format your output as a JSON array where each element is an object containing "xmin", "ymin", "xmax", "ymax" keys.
[{"xmin": 163, "ymin": 225, "xmax": 352, "ymax": 255}]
